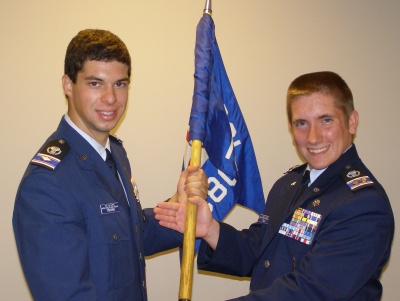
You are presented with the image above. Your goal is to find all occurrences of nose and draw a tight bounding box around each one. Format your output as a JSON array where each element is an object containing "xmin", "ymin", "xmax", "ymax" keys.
[
  {"xmin": 102, "ymin": 85, "xmax": 117, "ymax": 104},
  {"xmin": 307, "ymin": 124, "xmax": 321, "ymax": 144}
]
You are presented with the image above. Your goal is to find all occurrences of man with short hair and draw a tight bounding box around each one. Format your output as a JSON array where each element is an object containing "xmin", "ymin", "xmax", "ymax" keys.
[
  {"xmin": 155, "ymin": 71, "xmax": 394, "ymax": 300},
  {"xmin": 13, "ymin": 29, "xmax": 208, "ymax": 301}
]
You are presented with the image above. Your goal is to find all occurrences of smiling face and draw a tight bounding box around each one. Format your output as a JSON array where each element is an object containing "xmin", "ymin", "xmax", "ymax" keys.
[
  {"xmin": 62, "ymin": 60, "xmax": 130, "ymax": 146},
  {"xmin": 289, "ymin": 92, "xmax": 358, "ymax": 170}
]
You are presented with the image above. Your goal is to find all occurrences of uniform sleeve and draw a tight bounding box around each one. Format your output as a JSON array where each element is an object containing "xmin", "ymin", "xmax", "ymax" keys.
[
  {"xmin": 198, "ymin": 221, "xmax": 266, "ymax": 277},
  {"xmin": 142, "ymin": 207, "xmax": 183, "ymax": 256},
  {"xmin": 13, "ymin": 171, "xmax": 97, "ymax": 301},
  {"xmin": 227, "ymin": 189, "xmax": 394, "ymax": 301}
]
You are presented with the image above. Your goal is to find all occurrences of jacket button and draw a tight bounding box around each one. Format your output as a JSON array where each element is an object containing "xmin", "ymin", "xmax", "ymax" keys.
[
  {"xmin": 264, "ymin": 260, "xmax": 270, "ymax": 268},
  {"xmin": 113, "ymin": 234, "xmax": 118, "ymax": 241}
]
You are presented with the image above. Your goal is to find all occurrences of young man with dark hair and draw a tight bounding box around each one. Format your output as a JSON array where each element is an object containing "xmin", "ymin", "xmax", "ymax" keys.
[{"xmin": 13, "ymin": 29, "xmax": 208, "ymax": 301}]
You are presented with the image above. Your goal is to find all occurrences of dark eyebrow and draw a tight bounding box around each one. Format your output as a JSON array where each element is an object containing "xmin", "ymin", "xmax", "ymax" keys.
[
  {"xmin": 84, "ymin": 76, "xmax": 104, "ymax": 81},
  {"xmin": 83, "ymin": 76, "xmax": 130, "ymax": 83},
  {"xmin": 116, "ymin": 77, "xmax": 130, "ymax": 83}
]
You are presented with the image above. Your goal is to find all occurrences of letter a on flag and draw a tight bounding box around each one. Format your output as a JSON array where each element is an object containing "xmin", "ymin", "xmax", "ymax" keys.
[{"xmin": 183, "ymin": 14, "xmax": 265, "ymax": 225}]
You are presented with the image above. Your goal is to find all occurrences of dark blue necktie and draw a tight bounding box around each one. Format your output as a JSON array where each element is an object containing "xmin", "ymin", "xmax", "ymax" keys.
[
  {"xmin": 290, "ymin": 170, "xmax": 310, "ymax": 209},
  {"xmin": 105, "ymin": 149, "xmax": 119, "ymax": 180},
  {"xmin": 105, "ymin": 149, "xmax": 130, "ymax": 207}
]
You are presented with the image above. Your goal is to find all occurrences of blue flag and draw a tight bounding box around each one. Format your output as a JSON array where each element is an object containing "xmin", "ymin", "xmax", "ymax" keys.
[{"xmin": 184, "ymin": 14, "xmax": 265, "ymax": 222}]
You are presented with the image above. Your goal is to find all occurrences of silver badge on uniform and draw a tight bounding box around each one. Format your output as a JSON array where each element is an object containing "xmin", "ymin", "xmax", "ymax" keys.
[{"xmin": 47, "ymin": 146, "xmax": 62, "ymax": 156}]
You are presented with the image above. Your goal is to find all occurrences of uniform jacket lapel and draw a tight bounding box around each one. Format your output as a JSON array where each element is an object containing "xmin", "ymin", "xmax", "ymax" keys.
[
  {"xmin": 260, "ymin": 171, "xmax": 305, "ymax": 253},
  {"xmin": 109, "ymin": 144, "xmax": 137, "ymax": 209},
  {"xmin": 110, "ymin": 142, "xmax": 145, "ymax": 252}
]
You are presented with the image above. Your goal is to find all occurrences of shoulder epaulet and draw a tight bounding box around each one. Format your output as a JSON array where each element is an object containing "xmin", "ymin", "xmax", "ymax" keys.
[
  {"xmin": 284, "ymin": 163, "xmax": 307, "ymax": 175},
  {"xmin": 110, "ymin": 134, "xmax": 123, "ymax": 144},
  {"xmin": 30, "ymin": 138, "xmax": 70, "ymax": 171},
  {"xmin": 340, "ymin": 165, "xmax": 374, "ymax": 191}
]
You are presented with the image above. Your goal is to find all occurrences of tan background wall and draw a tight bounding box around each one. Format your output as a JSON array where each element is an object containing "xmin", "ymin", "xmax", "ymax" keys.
[{"xmin": 1, "ymin": 1, "xmax": 399, "ymax": 300}]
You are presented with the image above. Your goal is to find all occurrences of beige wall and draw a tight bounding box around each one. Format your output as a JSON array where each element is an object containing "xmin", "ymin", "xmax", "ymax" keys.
[{"xmin": 1, "ymin": 1, "xmax": 399, "ymax": 300}]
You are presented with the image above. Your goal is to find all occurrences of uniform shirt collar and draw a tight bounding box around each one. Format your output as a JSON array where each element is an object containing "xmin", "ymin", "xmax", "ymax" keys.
[
  {"xmin": 307, "ymin": 144, "xmax": 354, "ymax": 186},
  {"xmin": 308, "ymin": 168, "xmax": 326, "ymax": 186},
  {"xmin": 64, "ymin": 114, "xmax": 110, "ymax": 160}
]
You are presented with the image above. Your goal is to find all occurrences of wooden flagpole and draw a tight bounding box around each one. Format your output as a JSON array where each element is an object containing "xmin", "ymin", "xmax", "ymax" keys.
[
  {"xmin": 178, "ymin": 139, "xmax": 202, "ymax": 301},
  {"xmin": 178, "ymin": 2, "xmax": 212, "ymax": 300}
]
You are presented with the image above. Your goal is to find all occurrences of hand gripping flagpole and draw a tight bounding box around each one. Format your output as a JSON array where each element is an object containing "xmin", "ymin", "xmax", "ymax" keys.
[{"xmin": 179, "ymin": 3, "xmax": 212, "ymax": 301}]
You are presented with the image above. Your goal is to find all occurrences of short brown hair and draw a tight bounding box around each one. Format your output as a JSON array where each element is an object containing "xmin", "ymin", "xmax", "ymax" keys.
[
  {"xmin": 64, "ymin": 29, "xmax": 131, "ymax": 83},
  {"xmin": 286, "ymin": 71, "xmax": 354, "ymax": 122}
]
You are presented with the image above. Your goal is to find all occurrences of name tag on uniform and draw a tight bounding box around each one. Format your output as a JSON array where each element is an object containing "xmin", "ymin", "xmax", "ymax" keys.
[
  {"xmin": 279, "ymin": 208, "xmax": 322, "ymax": 245},
  {"xmin": 100, "ymin": 202, "xmax": 120, "ymax": 214}
]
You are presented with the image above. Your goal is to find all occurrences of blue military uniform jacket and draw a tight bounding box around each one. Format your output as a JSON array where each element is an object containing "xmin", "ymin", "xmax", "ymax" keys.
[
  {"xmin": 13, "ymin": 117, "xmax": 182, "ymax": 301},
  {"xmin": 197, "ymin": 145, "xmax": 394, "ymax": 300}
]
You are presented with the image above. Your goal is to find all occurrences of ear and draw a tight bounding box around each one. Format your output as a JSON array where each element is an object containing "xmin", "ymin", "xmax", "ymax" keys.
[
  {"xmin": 62, "ymin": 74, "xmax": 73, "ymax": 98},
  {"xmin": 348, "ymin": 110, "xmax": 359, "ymax": 135}
]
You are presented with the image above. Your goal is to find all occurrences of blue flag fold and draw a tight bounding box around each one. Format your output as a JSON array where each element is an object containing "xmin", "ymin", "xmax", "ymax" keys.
[{"xmin": 184, "ymin": 14, "xmax": 265, "ymax": 221}]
